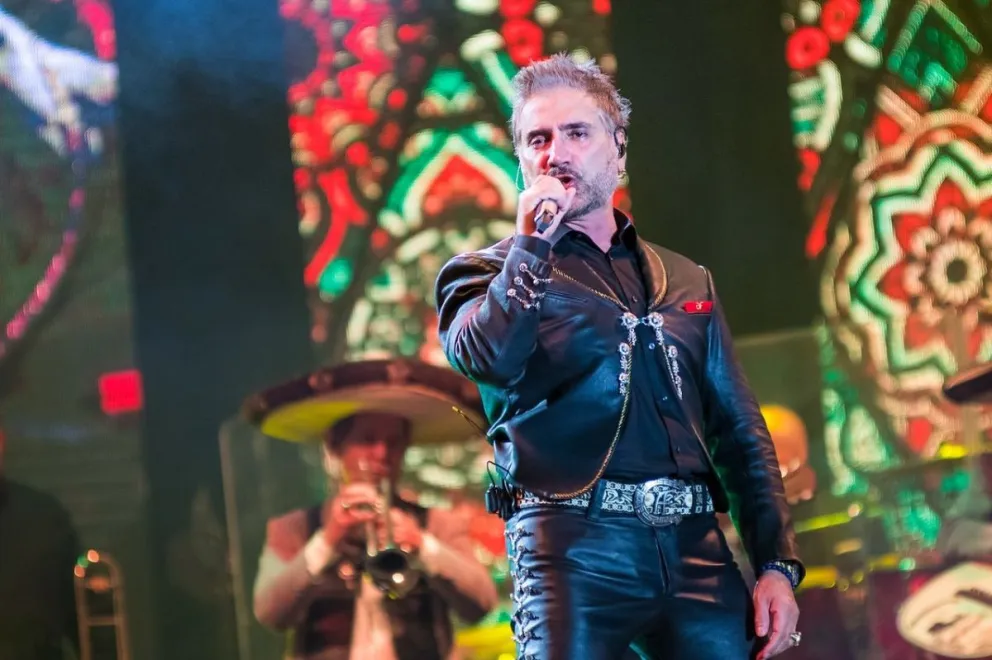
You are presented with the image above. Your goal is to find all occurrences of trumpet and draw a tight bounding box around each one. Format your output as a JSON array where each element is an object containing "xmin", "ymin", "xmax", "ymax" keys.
[
  {"xmin": 362, "ymin": 476, "xmax": 421, "ymax": 599},
  {"xmin": 338, "ymin": 462, "xmax": 420, "ymax": 599}
]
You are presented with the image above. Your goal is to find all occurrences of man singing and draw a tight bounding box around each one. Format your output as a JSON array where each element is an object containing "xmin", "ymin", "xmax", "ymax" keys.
[{"xmin": 435, "ymin": 55, "xmax": 803, "ymax": 660}]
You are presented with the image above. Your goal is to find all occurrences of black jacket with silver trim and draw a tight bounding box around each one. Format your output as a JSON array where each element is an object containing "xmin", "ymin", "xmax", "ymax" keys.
[{"xmin": 434, "ymin": 222, "xmax": 801, "ymax": 574}]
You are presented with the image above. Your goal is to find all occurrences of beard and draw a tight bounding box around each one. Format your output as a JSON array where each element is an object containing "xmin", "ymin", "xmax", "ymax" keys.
[{"xmin": 562, "ymin": 165, "xmax": 618, "ymax": 223}]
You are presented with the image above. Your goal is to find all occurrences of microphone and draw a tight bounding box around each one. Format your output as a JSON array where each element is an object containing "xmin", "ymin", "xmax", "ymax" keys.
[{"xmin": 535, "ymin": 199, "xmax": 558, "ymax": 233}]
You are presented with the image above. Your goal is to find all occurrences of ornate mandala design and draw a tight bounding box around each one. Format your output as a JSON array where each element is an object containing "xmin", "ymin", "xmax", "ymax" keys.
[
  {"xmin": 783, "ymin": 1, "xmax": 992, "ymax": 511},
  {"xmin": 822, "ymin": 69, "xmax": 992, "ymax": 456}
]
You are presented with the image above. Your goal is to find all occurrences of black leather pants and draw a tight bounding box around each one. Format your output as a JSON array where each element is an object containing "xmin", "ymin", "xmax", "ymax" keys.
[{"xmin": 505, "ymin": 506, "xmax": 755, "ymax": 660}]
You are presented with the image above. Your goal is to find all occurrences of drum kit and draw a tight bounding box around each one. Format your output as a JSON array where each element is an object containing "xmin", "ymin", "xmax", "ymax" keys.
[{"xmin": 790, "ymin": 362, "xmax": 992, "ymax": 660}]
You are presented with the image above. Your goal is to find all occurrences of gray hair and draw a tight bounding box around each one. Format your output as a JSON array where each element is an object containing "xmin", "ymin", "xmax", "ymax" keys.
[{"xmin": 509, "ymin": 53, "xmax": 632, "ymax": 148}]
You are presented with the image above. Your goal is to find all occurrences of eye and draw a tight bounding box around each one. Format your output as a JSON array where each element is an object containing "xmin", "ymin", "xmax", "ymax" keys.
[
  {"xmin": 567, "ymin": 129, "xmax": 588, "ymax": 139},
  {"xmin": 529, "ymin": 135, "xmax": 546, "ymax": 147}
]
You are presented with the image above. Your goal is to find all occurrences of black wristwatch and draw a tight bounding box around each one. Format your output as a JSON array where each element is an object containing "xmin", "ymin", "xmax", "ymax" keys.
[{"xmin": 760, "ymin": 560, "xmax": 802, "ymax": 590}]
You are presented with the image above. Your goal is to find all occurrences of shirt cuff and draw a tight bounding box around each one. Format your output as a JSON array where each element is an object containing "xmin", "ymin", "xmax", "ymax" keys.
[
  {"xmin": 419, "ymin": 532, "xmax": 443, "ymax": 576},
  {"xmin": 303, "ymin": 532, "xmax": 337, "ymax": 577},
  {"xmin": 513, "ymin": 234, "xmax": 551, "ymax": 260}
]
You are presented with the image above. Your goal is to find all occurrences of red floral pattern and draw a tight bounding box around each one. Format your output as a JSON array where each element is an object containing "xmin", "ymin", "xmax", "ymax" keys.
[{"xmin": 822, "ymin": 69, "xmax": 992, "ymax": 455}]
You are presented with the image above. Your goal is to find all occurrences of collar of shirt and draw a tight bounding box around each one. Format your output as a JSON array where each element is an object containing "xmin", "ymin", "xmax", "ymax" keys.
[{"xmin": 549, "ymin": 208, "xmax": 638, "ymax": 254}]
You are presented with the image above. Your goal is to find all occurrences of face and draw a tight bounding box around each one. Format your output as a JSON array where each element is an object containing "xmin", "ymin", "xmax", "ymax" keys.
[
  {"xmin": 517, "ymin": 87, "xmax": 625, "ymax": 223},
  {"xmin": 328, "ymin": 412, "xmax": 411, "ymax": 485}
]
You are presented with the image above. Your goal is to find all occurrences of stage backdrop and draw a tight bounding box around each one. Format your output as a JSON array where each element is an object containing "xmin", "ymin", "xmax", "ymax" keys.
[
  {"xmin": 252, "ymin": 3, "xmax": 624, "ymax": 656},
  {"xmin": 0, "ymin": 0, "xmax": 156, "ymax": 656},
  {"xmin": 782, "ymin": 0, "xmax": 992, "ymax": 534}
]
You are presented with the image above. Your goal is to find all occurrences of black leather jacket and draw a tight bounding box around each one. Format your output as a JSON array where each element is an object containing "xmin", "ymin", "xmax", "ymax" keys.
[{"xmin": 435, "ymin": 226, "xmax": 801, "ymax": 573}]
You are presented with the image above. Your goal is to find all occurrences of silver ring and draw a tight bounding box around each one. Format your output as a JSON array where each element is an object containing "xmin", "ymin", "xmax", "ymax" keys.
[{"xmin": 790, "ymin": 632, "xmax": 802, "ymax": 647}]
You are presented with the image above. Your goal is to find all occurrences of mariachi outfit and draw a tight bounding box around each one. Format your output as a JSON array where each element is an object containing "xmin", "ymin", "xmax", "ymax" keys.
[
  {"xmin": 435, "ymin": 211, "xmax": 804, "ymax": 659},
  {"xmin": 245, "ymin": 359, "xmax": 499, "ymax": 660}
]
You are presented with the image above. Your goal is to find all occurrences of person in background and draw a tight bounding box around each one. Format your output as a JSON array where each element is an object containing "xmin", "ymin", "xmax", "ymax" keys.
[
  {"xmin": 249, "ymin": 359, "xmax": 499, "ymax": 660},
  {"xmin": 0, "ymin": 422, "xmax": 82, "ymax": 659}
]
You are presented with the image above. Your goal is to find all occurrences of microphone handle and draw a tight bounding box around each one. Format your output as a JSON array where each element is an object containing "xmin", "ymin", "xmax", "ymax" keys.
[{"xmin": 535, "ymin": 199, "xmax": 558, "ymax": 233}]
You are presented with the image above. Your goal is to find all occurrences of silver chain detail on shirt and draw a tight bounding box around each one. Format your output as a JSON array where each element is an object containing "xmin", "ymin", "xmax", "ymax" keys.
[{"xmin": 617, "ymin": 312, "xmax": 683, "ymax": 400}]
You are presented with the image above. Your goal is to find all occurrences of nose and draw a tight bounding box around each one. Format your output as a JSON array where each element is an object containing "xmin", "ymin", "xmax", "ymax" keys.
[
  {"xmin": 544, "ymin": 134, "xmax": 571, "ymax": 171},
  {"xmin": 369, "ymin": 439, "xmax": 389, "ymax": 461}
]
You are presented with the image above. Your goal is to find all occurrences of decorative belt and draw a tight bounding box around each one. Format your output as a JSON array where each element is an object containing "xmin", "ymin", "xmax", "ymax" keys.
[{"xmin": 517, "ymin": 477, "xmax": 714, "ymax": 527}]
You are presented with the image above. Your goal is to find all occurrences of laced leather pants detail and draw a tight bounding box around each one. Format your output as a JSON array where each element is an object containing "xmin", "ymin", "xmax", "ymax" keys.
[{"xmin": 505, "ymin": 507, "xmax": 755, "ymax": 660}]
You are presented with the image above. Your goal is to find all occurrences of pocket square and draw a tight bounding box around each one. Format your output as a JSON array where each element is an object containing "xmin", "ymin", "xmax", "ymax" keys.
[{"xmin": 683, "ymin": 300, "xmax": 713, "ymax": 314}]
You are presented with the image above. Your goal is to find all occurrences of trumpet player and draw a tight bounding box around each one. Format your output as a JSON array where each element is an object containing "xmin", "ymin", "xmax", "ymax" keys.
[{"xmin": 250, "ymin": 359, "xmax": 498, "ymax": 660}]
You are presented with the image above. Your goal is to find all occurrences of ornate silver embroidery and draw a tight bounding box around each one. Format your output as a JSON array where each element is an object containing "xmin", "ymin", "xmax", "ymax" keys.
[
  {"xmin": 615, "ymin": 312, "xmax": 683, "ymax": 399},
  {"xmin": 505, "ymin": 526, "xmax": 542, "ymax": 658},
  {"xmin": 517, "ymin": 478, "xmax": 713, "ymax": 519},
  {"xmin": 508, "ymin": 263, "xmax": 548, "ymax": 312},
  {"xmin": 645, "ymin": 312, "xmax": 683, "ymax": 400},
  {"xmin": 601, "ymin": 481, "xmax": 637, "ymax": 513},
  {"xmin": 517, "ymin": 491, "xmax": 589, "ymax": 508},
  {"xmin": 506, "ymin": 287, "xmax": 540, "ymax": 311},
  {"xmin": 618, "ymin": 342, "xmax": 632, "ymax": 396},
  {"xmin": 621, "ymin": 312, "xmax": 640, "ymax": 345},
  {"xmin": 618, "ymin": 313, "xmax": 640, "ymax": 395},
  {"xmin": 519, "ymin": 262, "xmax": 552, "ymax": 285}
]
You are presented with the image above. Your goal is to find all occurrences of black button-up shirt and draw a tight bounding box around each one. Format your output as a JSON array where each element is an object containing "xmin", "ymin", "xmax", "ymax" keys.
[{"xmin": 551, "ymin": 216, "xmax": 709, "ymax": 482}]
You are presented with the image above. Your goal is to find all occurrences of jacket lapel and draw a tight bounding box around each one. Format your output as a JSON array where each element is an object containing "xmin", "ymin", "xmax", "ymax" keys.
[{"xmin": 634, "ymin": 239, "xmax": 669, "ymax": 309}]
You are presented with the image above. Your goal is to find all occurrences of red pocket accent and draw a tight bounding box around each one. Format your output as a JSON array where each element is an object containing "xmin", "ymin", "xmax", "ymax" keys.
[{"xmin": 683, "ymin": 300, "xmax": 713, "ymax": 314}]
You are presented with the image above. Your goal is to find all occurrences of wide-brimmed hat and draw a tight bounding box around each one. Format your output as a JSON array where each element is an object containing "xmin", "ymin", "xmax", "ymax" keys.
[{"xmin": 242, "ymin": 358, "xmax": 488, "ymax": 446}]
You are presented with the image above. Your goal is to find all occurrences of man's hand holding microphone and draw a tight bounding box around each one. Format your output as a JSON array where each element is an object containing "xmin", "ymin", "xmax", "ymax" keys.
[{"xmin": 517, "ymin": 174, "xmax": 576, "ymax": 240}]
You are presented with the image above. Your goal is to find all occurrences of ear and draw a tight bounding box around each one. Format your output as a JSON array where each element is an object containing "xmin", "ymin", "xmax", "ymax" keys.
[
  {"xmin": 614, "ymin": 128, "xmax": 628, "ymax": 166},
  {"xmin": 322, "ymin": 444, "xmax": 341, "ymax": 480}
]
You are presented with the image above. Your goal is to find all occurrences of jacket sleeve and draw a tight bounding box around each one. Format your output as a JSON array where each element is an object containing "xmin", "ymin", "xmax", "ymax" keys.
[
  {"xmin": 435, "ymin": 235, "xmax": 553, "ymax": 387},
  {"xmin": 419, "ymin": 508, "xmax": 500, "ymax": 624},
  {"xmin": 700, "ymin": 268, "xmax": 804, "ymax": 582}
]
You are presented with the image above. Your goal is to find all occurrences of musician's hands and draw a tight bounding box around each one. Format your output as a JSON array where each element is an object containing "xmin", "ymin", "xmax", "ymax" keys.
[
  {"xmin": 516, "ymin": 174, "xmax": 575, "ymax": 240},
  {"xmin": 754, "ymin": 571, "xmax": 800, "ymax": 660},
  {"xmin": 322, "ymin": 483, "xmax": 380, "ymax": 551},
  {"xmin": 381, "ymin": 508, "xmax": 424, "ymax": 553}
]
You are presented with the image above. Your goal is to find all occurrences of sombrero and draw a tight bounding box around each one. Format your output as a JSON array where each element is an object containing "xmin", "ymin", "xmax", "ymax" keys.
[
  {"xmin": 242, "ymin": 358, "xmax": 488, "ymax": 446},
  {"xmin": 943, "ymin": 361, "xmax": 992, "ymax": 405}
]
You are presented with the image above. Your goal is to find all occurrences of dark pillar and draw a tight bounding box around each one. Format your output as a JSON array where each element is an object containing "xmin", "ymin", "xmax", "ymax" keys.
[{"xmin": 114, "ymin": 0, "xmax": 313, "ymax": 656}]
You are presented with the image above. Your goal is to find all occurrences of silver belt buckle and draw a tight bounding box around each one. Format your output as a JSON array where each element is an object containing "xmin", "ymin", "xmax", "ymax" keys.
[{"xmin": 633, "ymin": 477, "xmax": 689, "ymax": 527}]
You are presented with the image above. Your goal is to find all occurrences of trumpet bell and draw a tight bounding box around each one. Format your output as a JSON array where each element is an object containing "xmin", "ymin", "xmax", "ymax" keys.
[{"xmin": 366, "ymin": 547, "xmax": 420, "ymax": 599}]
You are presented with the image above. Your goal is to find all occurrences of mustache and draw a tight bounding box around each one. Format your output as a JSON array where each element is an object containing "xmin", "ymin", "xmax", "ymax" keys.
[{"xmin": 547, "ymin": 167, "xmax": 581, "ymax": 181}]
